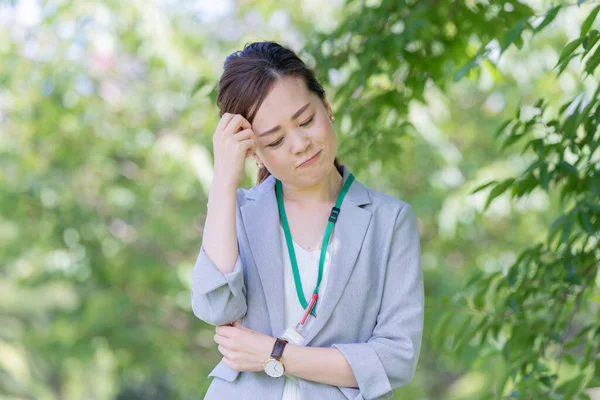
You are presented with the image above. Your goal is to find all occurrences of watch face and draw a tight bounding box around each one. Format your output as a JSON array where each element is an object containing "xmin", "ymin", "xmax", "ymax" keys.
[{"xmin": 264, "ymin": 359, "xmax": 284, "ymax": 377}]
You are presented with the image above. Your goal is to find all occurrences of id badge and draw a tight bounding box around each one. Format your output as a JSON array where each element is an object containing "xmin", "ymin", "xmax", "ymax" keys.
[
  {"xmin": 281, "ymin": 326, "xmax": 305, "ymax": 345},
  {"xmin": 281, "ymin": 293, "xmax": 319, "ymax": 346}
]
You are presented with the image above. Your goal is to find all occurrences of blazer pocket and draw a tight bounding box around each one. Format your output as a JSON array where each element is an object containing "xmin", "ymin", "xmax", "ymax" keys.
[{"xmin": 208, "ymin": 360, "xmax": 240, "ymax": 382}]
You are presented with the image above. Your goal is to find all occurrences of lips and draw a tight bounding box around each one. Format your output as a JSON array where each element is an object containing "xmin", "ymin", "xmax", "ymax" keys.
[{"xmin": 298, "ymin": 151, "xmax": 321, "ymax": 167}]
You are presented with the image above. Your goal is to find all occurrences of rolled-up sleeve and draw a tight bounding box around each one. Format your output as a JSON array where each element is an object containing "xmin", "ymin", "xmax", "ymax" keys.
[
  {"xmin": 333, "ymin": 204, "xmax": 424, "ymax": 400},
  {"xmin": 190, "ymin": 244, "xmax": 247, "ymax": 326}
]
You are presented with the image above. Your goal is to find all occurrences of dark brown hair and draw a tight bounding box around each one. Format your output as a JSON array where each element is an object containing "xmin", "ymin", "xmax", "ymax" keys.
[{"xmin": 217, "ymin": 41, "xmax": 341, "ymax": 185}]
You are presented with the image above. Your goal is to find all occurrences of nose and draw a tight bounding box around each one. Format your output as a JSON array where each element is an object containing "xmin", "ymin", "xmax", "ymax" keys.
[{"xmin": 290, "ymin": 129, "xmax": 311, "ymax": 155}]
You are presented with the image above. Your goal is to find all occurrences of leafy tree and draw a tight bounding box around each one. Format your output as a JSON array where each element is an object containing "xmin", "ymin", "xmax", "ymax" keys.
[
  {"xmin": 2, "ymin": 0, "xmax": 598, "ymax": 399},
  {"xmin": 306, "ymin": 0, "xmax": 600, "ymax": 398}
]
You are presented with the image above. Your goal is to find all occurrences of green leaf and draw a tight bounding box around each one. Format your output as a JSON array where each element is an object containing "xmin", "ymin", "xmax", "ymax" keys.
[
  {"xmin": 454, "ymin": 317, "xmax": 486, "ymax": 353},
  {"xmin": 560, "ymin": 177, "xmax": 578, "ymax": 205},
  {"xmin": 563, "ymin": 353, "xmax": 577, "ymax": 366},
  {"xmin": 539, "ymin": 375, "xmax": 553, "ymax": 387},
  {"xmin": 591, "ymin": 176, "xmax": 600, "ymax": 197},
  {"xmin": 454, "ymin": 47, "xmax": 489, "ymax": 81},
  {"xmin": 557, "ymin": 52, "xmax": 582, "ymax": 77},
  {"xmin": 555, "ymin": 160, "xmax": 579, "ymax": 176},
  {"xmin": 431, "ymin": 313, "xmax": 454, "ymax": 350},
  {"xmin": 556, "ymin": 373, "xmax": 584, "ymax": 397},
  {"xmin": 577, "ymin": 209, "xmax": 595, "ymax": 234},
  {"xmin": 540, "ymin": 161, "xmax": 550, "ymax": 190},
  {"xmin": 532, "ymin": 138, "xmax": 546, "ymax": 157},
  {"xmin": 470, "ymin": 180, "xmax": 497, "ymax": 194},
  {"xmin": 507, "ymin": 294, "xmax": 519, "ymax": 312},
  {"xmin": 534, "ymin": 98, "xmax": 545, "ymax": 109},
  {"xmin": 507, "ymin": 266, "xmax": 519, "ymax": 288},
  {"xmin": 482, "ymin": 58, "xmax": 503, "ymax": 82},
  {"xmin": 495, "ymin": 119, "xmax": 513, "ymax": 137},
  {"xmin": 559, "ymin": 96, "xmax": 578, "ymax": 115},
  {"xmin": 473, "ymin": 286, "xmax": 487, "ymax": 309},
  {"xmin": 501, "ymin": 17, "xmax": 529, "ymax": 53},
  {"xmin": 484, "ymin": 178, "xmax": 515, "ymax": 210},
  {"xmin": 584, "ymin": 30, "xmax": 600, "ymax": 52},
  {"xmin": 534, "ymin": 6, "xmax": 561, "ymax": 34},
  {"xmin": 555, "ymin": 37, "xmax": 585, "ymax": 69},
  {"xmin": 549, "ymin": 214, "xmax": 566, "ymax": 244},
  {"xmin": 561, "ymin": 208, "xmax": 576, "ymax": 245},
  {"xmin": 496, "ymin": 368, "xmax": 512, "ymax": 397},
  {"xmin": 190, "ymin": 77, "xmax": 209, "ymax": 96},
  {"xmin": 523, "ymin": 159, "xmax": 542, "ymax": 175},
  {"xmin": 452, "ymin": 314, "xmax": 474, "ymax": 351},
  {"xmin": 581, "ymin": 5, "xmax": 600, "ymax": 37},
  {"xmin": 588, "ymin": 359, "xmax": 600, "ymax": 388},
  {"xmin": 502, "ymin": 132, "xmax": 527, "ymax": 150},
  {"xmin": 585, "ymin": 42, "xmax": 600, "ymax": 74}
]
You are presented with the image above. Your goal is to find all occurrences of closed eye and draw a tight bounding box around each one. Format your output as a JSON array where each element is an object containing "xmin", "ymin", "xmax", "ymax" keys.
[
  {"xmin": 268, "ymin": 138, "xmax": 283, "ymax": 148},
  {"xmin": 267, "ymin": 115, "xmax": 315, "ymax": 148},
  {"xmin": 300, "ymin": 115, "xmax": 314, "ymax": 127}
]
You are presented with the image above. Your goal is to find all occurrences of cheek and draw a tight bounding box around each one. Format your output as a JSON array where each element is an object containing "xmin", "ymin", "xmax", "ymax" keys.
[
  {"xmin": 316, "ymin": 118, "xmax": 335, "ymax": 142},
  {"xmin": 256, "ymin": 148, "xmax": 280, "ymax": 165}
]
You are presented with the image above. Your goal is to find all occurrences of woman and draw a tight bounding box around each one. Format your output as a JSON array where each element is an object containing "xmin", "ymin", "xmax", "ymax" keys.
[{"xmin": 191, "ymin": 41, "xmax": 424, "ymax": 400}]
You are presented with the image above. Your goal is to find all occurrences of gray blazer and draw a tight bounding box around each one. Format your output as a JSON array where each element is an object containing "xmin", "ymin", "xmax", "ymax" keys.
[{"xmin": 191, "ymin": 165, "xmax": 424, "ymax": 400}]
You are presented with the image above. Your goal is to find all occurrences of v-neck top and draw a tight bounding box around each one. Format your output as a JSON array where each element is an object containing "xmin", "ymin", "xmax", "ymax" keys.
[{"xmin": 279, "ymin": 224, "xmax": 332, "ymax": 400}]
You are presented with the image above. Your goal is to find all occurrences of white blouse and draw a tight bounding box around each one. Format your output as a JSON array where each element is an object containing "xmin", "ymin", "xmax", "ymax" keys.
[{"xmin": 279, "ymin": 224, "xmax": 331, "ymax": 400}]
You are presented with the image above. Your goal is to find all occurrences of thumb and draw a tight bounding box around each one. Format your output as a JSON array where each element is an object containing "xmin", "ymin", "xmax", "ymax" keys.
[{"xmin": 231, "ymin": 319, "xmax": 242, "ymax": 328}]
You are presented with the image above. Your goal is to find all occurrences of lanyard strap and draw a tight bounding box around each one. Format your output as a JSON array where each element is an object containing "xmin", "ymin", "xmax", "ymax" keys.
[{"xmin": 275, "ymin": 173, "xmax": 355, "ymax": 316}]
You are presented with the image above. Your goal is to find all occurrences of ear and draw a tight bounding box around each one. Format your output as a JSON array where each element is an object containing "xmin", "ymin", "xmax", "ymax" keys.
[{"xmin": 251, "ymin": 152, "xmax": 263, "ymax": 167}]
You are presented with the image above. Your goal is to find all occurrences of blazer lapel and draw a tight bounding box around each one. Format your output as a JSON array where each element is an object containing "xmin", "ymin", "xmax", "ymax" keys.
[
  {"xmin": 302, "ymin": 167, "xmax": 371, "ymax": 346},
  {"xmin": 240, "ymin": 165, "xmax": 372, "ymax": 342},
  {"xmin": 240, "ymin": 175, "xmax": 285, "ymax": 337}
]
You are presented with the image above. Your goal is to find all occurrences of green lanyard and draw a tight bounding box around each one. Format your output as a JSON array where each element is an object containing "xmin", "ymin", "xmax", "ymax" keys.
[{"xmin": 275, "ymin": 173, "xmax": 355, "ymax": 316}]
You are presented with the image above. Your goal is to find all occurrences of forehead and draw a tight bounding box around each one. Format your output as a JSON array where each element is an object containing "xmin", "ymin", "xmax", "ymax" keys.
[{"xmin": 252, "ymin": 77, "xmax": 314, "ymax": 127}]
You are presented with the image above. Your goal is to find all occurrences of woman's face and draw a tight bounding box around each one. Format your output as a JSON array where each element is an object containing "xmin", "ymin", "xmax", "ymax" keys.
[{"xmin": 251, "ymin": 77, "xmax": 337, "ymax": 188}]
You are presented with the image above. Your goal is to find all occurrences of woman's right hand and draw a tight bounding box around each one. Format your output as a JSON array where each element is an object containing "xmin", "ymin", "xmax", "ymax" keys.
[{"xmin": 212, "ymin": 113, "xmax": 258, "ymax": 189}]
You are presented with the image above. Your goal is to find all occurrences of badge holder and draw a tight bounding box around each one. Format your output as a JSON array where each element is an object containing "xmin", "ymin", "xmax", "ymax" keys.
[{"xmin": 281, "ymin": 293, "xmax": 318, "ymax": 345}]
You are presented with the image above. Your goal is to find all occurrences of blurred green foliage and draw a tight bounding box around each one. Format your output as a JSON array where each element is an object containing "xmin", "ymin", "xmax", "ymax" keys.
[{"xmin": 0, "ymin": 0, "xmax": 598, "ymax": 399}]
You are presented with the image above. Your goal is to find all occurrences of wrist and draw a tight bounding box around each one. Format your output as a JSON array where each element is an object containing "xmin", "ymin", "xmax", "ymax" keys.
[
  {"xmin": 212, "ymin": 172, "xmax": 240, "ymax": 191},
  {"xmin": 211, "ymin": 178, "xmax": 238, "ymax": 193},
  {"xmin": 263, "ymin": 337, "xmax": 289, "ymax": 378},
  {"xmin": 208, "ymin": 180, "xmax": 237, "ymax": 205},
  {"xmin": 266, "ymin": 336, "xmax": 277, "ymax": 359}
]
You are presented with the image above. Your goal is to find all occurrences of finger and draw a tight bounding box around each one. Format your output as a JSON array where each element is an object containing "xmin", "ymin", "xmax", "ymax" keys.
[
  {"xmin": 232, "ymin": 319, "xmax": 252, "ymax": 330},
  {"xmin": 242, "ymin": 143, "xmax": 258, "ymax": 159},
  {"xmin": 214, "ymin": 333, "xmax": 237, "ymax": 352},
  {"xmin": 213, "ymin": 332, "xmax": 224, "ymax": 345},
  {"xmin": 216, "ymin": 113, "xmax": 235, "ymax": 133},
  {"xmin": 215, "ymin": 325, "xmax": 234, "ymax": 338},
  {"xmin": 232, "ymin": 128, "xmax": 256, "ymax": 143},
  {"xmin": 217, "ymin": 344, "xmax": 235, "ymax": 360},
  {"xmin": 221, "ymin": 356, "xmax": 239, "ymax": 371},
  {"xmin": 235, "ymin": 136, "xmax": 257, "ymax": 155},
  {"xmin": 225, "ymin": 115, "xmax": 251, "ymax": 135}
]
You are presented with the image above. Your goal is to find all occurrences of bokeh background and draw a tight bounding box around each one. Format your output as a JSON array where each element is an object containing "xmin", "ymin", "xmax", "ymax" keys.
[{"xmin": 1, "ymin": 0, "xmax": 599, "ymax": 399}]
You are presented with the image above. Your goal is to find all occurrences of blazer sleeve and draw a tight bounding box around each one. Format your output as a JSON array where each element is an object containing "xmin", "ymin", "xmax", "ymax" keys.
[
  {"xmin": 332, "ymin": 204, "xmax": 424, "ymax": 400},
  {"xmin": 190, "ymin": 191, "xmax": 248, "ymax": 326}
]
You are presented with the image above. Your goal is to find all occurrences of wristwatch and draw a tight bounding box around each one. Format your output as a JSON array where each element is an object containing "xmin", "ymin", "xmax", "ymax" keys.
[{"xmin": 263, "ymin": 337, "xmax": 288, "ymax": 378}]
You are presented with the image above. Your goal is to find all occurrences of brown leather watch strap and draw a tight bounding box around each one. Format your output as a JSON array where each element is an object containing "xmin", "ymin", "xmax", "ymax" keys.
[{"xmin": 270, "ymin": 337, "xmax": 289, "ymax": 361}]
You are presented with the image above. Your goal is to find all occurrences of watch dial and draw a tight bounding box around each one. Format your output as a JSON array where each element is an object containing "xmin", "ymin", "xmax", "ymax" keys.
[
  {"xmin": 264, "ymin": 359, "xmax": 283, "ymax": 377},
  {"xmin": 274, "ymin": 362, "xmax": 284, "ymax": 376}
]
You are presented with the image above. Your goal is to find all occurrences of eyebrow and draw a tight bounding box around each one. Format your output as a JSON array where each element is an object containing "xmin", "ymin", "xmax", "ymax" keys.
[{"xmin": 258, "ymin": 103, "xmax": 311, "ymax": 137}]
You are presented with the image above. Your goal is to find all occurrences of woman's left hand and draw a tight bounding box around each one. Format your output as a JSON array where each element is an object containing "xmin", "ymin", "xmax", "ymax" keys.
[{"xmin": 214, "ymin": 319, "xmax": 277, "ymax": 372}]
